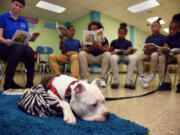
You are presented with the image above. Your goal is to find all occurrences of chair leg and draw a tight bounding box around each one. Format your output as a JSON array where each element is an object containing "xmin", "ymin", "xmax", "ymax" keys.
[
  {"xmin": 109, "ymin": 72, "xmax": 113, "ymax": 85},
  {"xmin": 105, "ymin": 70, "xmax": 111, "ymax": 85},
  {"xmin": 64, "ymin": 63, "xmax": 68, "ymax": 74},
  {"xmin": 46, "ymin": 64, "xmax": 49, "ymax": 73},
  {"xmin": 174, "ymin": 66, "xmax": 178, "ymax": 89},
  {"xmin": 41, "ymin": 64, "xmax": 45, "ymax": 80},
  {"xmin": 133, "ymin": 72, "xmax": 139, "ymax": 86},
  {"xmin": 0, "ymin": 63, "xmax": 5, "ymax": 85}
]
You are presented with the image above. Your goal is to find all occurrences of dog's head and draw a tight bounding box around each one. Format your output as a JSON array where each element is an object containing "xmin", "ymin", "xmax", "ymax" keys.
[{"xmin": 70, "ymin": 80, "xmax": 110, "ymax": 122}]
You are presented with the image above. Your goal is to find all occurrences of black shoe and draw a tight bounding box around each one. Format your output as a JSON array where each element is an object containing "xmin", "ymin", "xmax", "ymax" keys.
[
  {"xmin": 124, "ymin": 84, "xmax": 135, "ymax": 90},
  {"xmin": 4, "ymin": 81, "xmax": 24, "ymax": 90},
  {"xmin": 157, "ymin": 82, "xmax": 171, "ymax": 91},
  {"xmin": 111, "ymin": 83, "xmax": 119, "ymax": 89},
  {"xmin": 176, "ymin": 84, "xmax": 180, "ymax": 93}
]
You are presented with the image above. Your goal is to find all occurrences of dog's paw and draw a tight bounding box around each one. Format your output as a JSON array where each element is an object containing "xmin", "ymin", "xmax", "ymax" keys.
[{"xmin": 63, "ymin": 111, "xmax": 76, "ymax": 125}]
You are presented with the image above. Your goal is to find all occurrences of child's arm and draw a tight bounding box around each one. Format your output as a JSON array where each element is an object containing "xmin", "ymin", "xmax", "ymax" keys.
[{"xmin": 59, "ymin": 35, "xmax": 66, "ymax": 54}]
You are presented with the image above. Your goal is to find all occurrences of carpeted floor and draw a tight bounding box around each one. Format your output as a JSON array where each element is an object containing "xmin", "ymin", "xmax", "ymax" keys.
[{"xmin": 0, "ymin": 92, "xmax": 149, "ymax": 135}]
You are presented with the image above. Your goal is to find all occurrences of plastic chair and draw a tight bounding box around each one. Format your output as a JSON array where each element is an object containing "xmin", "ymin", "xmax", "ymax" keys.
[{"xmin": 36, "ymin": 46, "xmax": 53, "ymax": 80}]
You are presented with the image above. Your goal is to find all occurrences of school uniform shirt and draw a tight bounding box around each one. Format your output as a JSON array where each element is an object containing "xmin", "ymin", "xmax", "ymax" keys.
[
  {"xmin": 87, "ymin": 37, "xmax": 109, "ymax": 56},
  {"xmin": 0, "ymin": 12, "xmax": 29, "ymax": 47},
  {"xmin": 111, "ymin": 38, "xmax": 132, "ymax": 50},
  {"xmin": 145, "ymin": 33, "xmax": 165, "ymax": 47},
  {"xmin": 60, "ymin": 38, "xmax": 81, "ymax": 52},
  {"xmin": 164, "ymin": 32, "xmax": 180, "ymax": 49}
]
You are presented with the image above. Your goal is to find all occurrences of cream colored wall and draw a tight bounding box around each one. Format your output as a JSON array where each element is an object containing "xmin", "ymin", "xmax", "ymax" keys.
[
  {"xmin": 71, "ymin": 14, "xmax": 90, "ymax": 43},
  {"xmin": 101, "ymin": 14, "xmax": 130, "ymax": 44},
  {"xmin": 134, "ymin": 28, "xmax": 149, "ymax": 55}
]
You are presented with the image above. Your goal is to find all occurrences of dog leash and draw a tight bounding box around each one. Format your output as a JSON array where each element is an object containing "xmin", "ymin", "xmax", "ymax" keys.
[{"xmin": 105, "ymin": 50, "xmax": 170, "ymax": 101}]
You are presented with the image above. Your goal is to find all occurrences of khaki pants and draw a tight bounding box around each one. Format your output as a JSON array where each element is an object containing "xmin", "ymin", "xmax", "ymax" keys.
[
  {"xmin": 79, "ymin": 51, "xmax": 111, "ymax": 80},
  {"xmin": 49, "ymin": 51, "xmax": 79, "ymax": 79},
  {"xmin": 137, "ymin": 52, "xmax": 162, "ymax": 76},
  {"xmin": 110, "ymin": 54, "xmax": 137, "ymax": 84},
  {"xmin": 159, "ymin": 54, "xmax": 180, "ymax": 83}
]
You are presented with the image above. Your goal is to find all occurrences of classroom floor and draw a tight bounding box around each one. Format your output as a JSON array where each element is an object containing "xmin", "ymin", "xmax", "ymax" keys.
[{"xmin": 0, "ymin": 72, "xmax": 180, "ymax": 135}]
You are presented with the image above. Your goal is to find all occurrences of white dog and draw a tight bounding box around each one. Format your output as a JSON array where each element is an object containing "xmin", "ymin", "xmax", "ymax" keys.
[{"xmin": 19, "ymin": 74, "xmax": 110, "ymax": 125}]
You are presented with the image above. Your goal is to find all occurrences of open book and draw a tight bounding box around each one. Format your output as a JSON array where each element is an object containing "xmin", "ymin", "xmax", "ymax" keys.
[
  {"xmin": 12, "ymin": 30, "xmax": 40, "ymax": 44},
  {"xmin": 143, "ymin": 43, "xmax": 166, "ymax": 53},
  {"xmin": 171, "ymin": 48, "xmax": 180, "ymax": 55},
  {"xmin": 56, "ymin": 22, "xmax": 69, "ymax": 37},
  {"xmin": 114, "ymin": 48, "xmax": 137, "ymax": 55},
  {"xmin": 83, "ymin": 28, "xmax": 104, "ymax": 45},
  {"xmin": 12, "ymin": 30, "xmax": 40, "ymax": 45}
]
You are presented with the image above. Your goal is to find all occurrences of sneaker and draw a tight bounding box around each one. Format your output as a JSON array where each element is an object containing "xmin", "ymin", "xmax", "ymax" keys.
[
  {"xmin": 111, "ymin": 83, "xmax": 119, "ymax": 89},
  {"xmin": 124, "ymin": 83, "xmax": 135, "ymax": 89},
  {"xmin": 100, "ymin": 79, "xmax": 107, "ymax": 88},
  {"xmin": 139, "ymin": 76, "xmax": 149, "ymax": 88},
  {"xmin": 157, "ymin": 82, "xmax": 171, "ymax": 91},
  {"xmin": 176, "ymin": 84, "xmax": 180, "ymax": 93},
  {"xmin": 143, "ymin": 74, "xmax": 155, "ymax": 83}
]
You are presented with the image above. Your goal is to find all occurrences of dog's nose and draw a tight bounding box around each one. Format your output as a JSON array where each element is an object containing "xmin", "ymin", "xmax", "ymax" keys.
[{"xmin": 104, "ymin": 112, "xmax": 110, "ymax": 120}]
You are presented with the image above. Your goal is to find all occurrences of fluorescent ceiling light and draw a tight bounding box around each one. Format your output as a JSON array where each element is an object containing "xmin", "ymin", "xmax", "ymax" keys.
[
  {"xmin": 36, "ymin": 0, "xmax": 66, "ymax": 13},
  {"xmin": 127, "ymin": 0, "xmax": 160, "ymax": 13},
  {"xmin": 163, "ymin": 28, "xmax": 169, "ymax": 33},
  {"xmin": 147, "ymin": 16, "xmax": 165, "ymax": 24}
]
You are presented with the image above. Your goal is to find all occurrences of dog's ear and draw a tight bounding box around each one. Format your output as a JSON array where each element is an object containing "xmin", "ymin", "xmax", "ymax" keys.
[{"xmin": 74, "ymin": 83, "xmax": 86, "ymax": 97}]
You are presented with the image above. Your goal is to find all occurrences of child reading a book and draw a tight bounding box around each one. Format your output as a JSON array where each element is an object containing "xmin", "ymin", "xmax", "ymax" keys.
[
  {"xmin": 49, "ymin": 25, "xmax": 81, "ymax": 79},
  {"xmin": 158, "ymin": 13, "xmax": 180, "ymax": 92},
  {"xmin": 0, "ymin": 0, "xmax": 35, "ymax": 90},
  {"xmin": 110, "ymin": 23, "xmax": 137, "ymax": 89},
  {"xmin": 79, "ymin": 21, "xmax": 111, "ymax": 87},
  {"xmin": 137, "ymin": 18, "xmax": 166, "ymax": 88}
]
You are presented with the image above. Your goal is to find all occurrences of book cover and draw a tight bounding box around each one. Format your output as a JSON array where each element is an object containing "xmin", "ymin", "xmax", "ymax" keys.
[
  {"xmin": 114, "ymin": 49, "xmax": 125, "ymax": 55},
  {"xmin": 83, "ymin": 29, "xmax": 104, "ymax": 45},
  {"xmin": 96, "ymin": 28, "xmax": 104, "ymax": 43},
  {"xmin": 114, "ymin": 48, "xmax": 137, "ymax": 55},
  {"xmin": 29, "ymin": 32, "xmax": 40, "ymax": 42},
  {"xmin": 56, "ymin": 22, "xmax": 69, "ymax": 37},
  {"xmin": 143, "ymin": 43, "xmax": 166, "ymax": 53},
  {"xmin": 12, "ymin": 30, "xmax": 40, "ymax": 45}
]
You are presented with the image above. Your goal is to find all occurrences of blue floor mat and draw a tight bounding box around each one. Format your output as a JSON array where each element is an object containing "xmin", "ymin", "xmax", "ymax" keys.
[{"xmin": 0, "ymin": 92, "xmax": 149, "ymax": 135}]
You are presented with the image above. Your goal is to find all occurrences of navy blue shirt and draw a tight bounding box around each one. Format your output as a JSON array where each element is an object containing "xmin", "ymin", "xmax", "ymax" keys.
[
  {"xmin": 111, "ymin": 38, "xmax": 132, "ymax": 50},
  {"xmin": 60, "ymin": 38, "xmax": 81, "ymax": 52},
  {"xmin": 0, "ymin": 12, "xmax": 29, "ymax": 46},
  {"xmin": 164, "ymin": 32, "xmax": 180, "ymax": 49},
  {"xmin": 88, "ymin": 37, "xmax": 109, "ymax": 56},
  {"xmin": 145, "ymin": 33, "xmax": 165, "ymax": 47}
]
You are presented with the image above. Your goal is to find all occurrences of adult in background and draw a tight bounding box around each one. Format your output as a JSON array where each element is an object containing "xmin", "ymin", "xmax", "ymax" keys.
[{"xmin": 0, "ymin": 0, "xmax": 35, "ymax": 90}]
